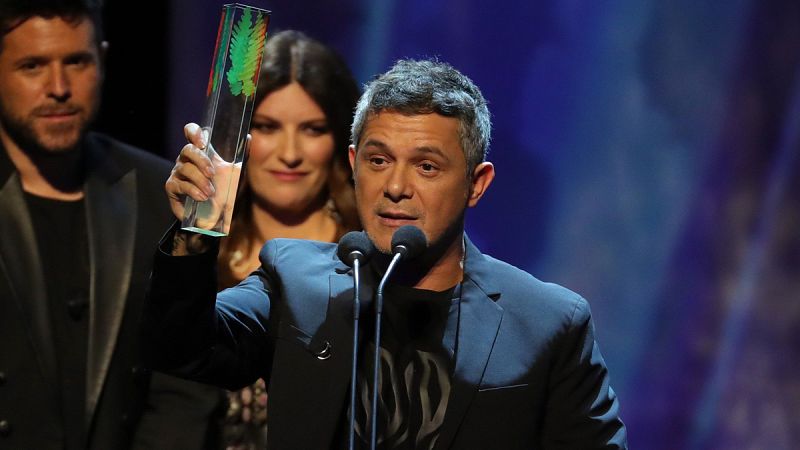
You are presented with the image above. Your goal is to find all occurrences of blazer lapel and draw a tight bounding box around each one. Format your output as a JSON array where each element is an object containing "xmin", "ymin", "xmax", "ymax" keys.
[
  {"xmin": 434, "ymin": 237, "xmax": 503, "ymax": 450},
  {"xmin": 83, "ymin": 150, "xmax": 137, "ymax": 429},
  {"xmin": 0, "ymin": 173, "xmax": 59, "ymax": 398},
  {"xmin": 270, "ymin": 264, "xmax": 373, "ymax": 449}
]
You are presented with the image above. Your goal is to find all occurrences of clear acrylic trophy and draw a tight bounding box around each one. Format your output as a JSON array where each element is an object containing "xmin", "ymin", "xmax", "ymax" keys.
[{"xmin": 181, "ymin": 3, "xmax": 270, "ymax": 236}]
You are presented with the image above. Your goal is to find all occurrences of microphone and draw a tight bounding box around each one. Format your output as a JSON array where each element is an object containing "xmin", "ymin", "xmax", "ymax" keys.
[
  {"xmin": 369, "ymin": 225, "xmax": 427, "ymax": 450},
  {"xmin": 390, "ymin": 224, "xmax": 427, "ymax": 260},
  {"xmin": 336, "ymin": 231, "xmax": 376, "ymax": 450},
  {"xmin": 337, "ymin": 230, "xmax": 376, "ymax": 269}
]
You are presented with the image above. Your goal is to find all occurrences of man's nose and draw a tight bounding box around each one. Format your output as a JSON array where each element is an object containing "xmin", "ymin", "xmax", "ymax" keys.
[
  {"xmin": 47, "ymin": 65, "xmax": 71, "ymax": 101},
  {"xmin": 384, "ymin": 166, "xmax": 413, "ymax": 202}
]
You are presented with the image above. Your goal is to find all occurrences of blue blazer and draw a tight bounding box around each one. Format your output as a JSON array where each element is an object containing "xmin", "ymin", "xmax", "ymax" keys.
[{"xmin": 145, "ymin": 234, "xmax": 627, "ymax": 449}]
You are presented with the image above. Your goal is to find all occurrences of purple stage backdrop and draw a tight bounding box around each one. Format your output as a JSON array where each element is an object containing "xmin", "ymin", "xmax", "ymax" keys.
[{"xmin": 97, "ymin": 1, "xmax": 800, "ymax": 448}]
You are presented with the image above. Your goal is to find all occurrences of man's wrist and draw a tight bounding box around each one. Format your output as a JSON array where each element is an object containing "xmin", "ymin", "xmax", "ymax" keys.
[{"xmin": 172, "ymin": 230, "xmax": 214, "ymax": 255}]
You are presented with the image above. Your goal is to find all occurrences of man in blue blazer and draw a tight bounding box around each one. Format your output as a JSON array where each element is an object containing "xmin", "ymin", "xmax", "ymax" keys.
[{"xmin": 145, "ymin": 59, "xmax": 627, "ymax": 449}]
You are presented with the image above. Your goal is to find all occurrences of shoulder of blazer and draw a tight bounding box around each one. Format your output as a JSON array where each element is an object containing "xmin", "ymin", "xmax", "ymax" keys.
[
  {"xmin": 464, "ymin": 236, "xmax": 587, "ymax": 326},
  {"xmin": 0, "ymin": 132, "xmax": 171, "ymax": 186},
  {"xmin": 83, "ymin": 132, "xmax": 172, "ymax": 184},
  {"xmin": 259, "ymin": 238, "xmax": 341, "ymax": 273},
  {"xmin": 83, "ymin": 132, "xmax": 174, "ymax": 225},
  {"xmin": 0, "ymin": 141, "xmax": 17, "ymax": 185}
]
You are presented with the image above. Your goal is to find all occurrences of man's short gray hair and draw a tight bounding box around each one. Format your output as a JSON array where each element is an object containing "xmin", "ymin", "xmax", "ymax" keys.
[{"xmin": 351, "ymin": 59, "xmax": 491, "ymax": 173}]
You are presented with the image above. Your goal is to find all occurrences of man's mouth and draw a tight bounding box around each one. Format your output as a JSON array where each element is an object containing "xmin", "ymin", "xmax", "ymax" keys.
[
  {"xmin": 377, "ymin": 210, "xmax": 418, "ymax": 226},
  {"xmin": 35, "ymin": 107, "xmax": 81, "ymax": 121}
]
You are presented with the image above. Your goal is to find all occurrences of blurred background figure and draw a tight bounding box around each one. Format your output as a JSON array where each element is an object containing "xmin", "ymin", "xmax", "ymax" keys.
[
  {"xmin": 0, "ymin": 1, "xmax": 218, "ymax": 449},
  {"xmin": 98, "ymin": 1, "xmax": 800, "ymax": 449},
  {"xmin": 214, "ymin": 30, "xmax": 361, "ymax": 450}
]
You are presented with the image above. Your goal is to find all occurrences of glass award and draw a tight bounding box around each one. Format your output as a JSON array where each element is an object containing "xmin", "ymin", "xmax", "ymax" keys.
[{"xmin": 181, "ymin": 3, "xmax": 271, "ymax": 236}]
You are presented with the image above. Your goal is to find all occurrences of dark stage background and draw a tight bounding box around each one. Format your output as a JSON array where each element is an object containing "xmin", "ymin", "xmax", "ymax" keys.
[{"xmin": 95, "ymin": 1, "xmax": 800, "ymax": 448}]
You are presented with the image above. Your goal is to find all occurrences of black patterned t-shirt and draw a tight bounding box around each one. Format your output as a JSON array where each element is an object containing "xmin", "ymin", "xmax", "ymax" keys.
[{"xmin": 341, "ymin": 282, "xmax": 460, "ymax": 449}]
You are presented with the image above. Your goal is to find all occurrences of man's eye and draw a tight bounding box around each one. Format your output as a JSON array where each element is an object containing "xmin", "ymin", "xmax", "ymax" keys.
[
  {"xmin": 19, "ymin": 62, "xmax": 41, "ymax": 71},
  {"xmin": 369, "ymin": 156, "xmax": 387, "ymax": 166},
  {"xmin": 65, "ymin": 57, "xmax": 90, "ymax": 69},
  {"xmin": 419, "ymin": 162, "xmax": 438, "ymax": 173}
]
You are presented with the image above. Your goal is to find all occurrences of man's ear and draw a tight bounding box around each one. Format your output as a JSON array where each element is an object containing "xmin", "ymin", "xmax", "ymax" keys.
[
  {"xmin": 467, "ymin": 162, "xmax": 495, "ymax": 207},
  {"xmin": 348, "ymin": 144, "xmax": 357, "ymax": 175}
]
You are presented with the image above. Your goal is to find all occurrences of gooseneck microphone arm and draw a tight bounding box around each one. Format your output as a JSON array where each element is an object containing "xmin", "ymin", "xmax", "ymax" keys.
[
  {"xmin": 368, "ymin": 225, "xmax": 427, "ymax": 450},
  {"xmin": 369, "ymin": 251, "xmax": 402, "ymax": 450}
]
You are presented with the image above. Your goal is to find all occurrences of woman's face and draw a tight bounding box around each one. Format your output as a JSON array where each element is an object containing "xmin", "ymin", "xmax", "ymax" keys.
[{"xmin": 247, "ymin": 82, "xmax": 336, "ymax": 215}]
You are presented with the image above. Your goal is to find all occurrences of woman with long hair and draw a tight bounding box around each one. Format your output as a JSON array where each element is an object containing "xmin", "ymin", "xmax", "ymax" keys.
[{"xmin": 217, "ymin": 30, "xmax": 361, "ymax": 449}]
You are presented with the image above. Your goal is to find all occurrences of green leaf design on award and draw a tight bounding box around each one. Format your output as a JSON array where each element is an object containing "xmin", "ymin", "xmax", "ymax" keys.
[
  {"xmin": 226, "ymin": 8, "xmax": 267, "ymax": 97},
  {"xmin": 207, "ymin": 7, "xmax": 234, "ymax": 96}
]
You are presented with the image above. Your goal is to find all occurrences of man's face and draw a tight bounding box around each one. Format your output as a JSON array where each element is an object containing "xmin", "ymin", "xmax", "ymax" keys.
[
  {"xmin": 0, "ymin": 16, "xmax": 102, "ymax": 154},
  {"xmin": 349, "ymin": 111, "xmax": 493, "ymax": 256}
]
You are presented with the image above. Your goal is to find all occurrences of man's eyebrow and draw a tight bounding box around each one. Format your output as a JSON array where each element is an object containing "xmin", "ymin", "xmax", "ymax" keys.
[
  {"xmin": 361, "ymin": 140, "xmax": 448, "ymax": 159},
  {"xmin": 67, "ymin": 50, "xmax": 98, "ymax": 60},
  {"xmin": 14, "ymin": 55, "xmax": 48, "ymax": 65},
  {"xmin": 415, "ymin": 146, "xmax": 448, "ymax": 160},
  {"xmin": 15, "ymin": 50, "xmax": 96, "ymax": 65},
  {"xmin": 361, "ymin": 139, "xmax": 388, "ymax": 151}
]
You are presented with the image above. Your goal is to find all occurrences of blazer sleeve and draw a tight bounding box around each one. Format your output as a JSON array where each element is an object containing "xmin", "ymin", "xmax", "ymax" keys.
[
  {"xmin": 142, "ymin": 228, "xmax": 279, "ymax": 391},
  {"xmin": 131, "ymin": 372, "xmax": 222, "ymax": 450},
  {"xmin": 540, "ymin": 298, "xmax": 628, "ymax": 449}
]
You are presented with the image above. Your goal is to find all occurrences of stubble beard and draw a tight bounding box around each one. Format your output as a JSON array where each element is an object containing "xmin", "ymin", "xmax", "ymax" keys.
[
  {"xmin": 362, "ymin": 207, "xmax": 466, "ymax": 268},
  {"xmin": 0, "ymin": 99, "xmax": 96, "ymax": 157}
]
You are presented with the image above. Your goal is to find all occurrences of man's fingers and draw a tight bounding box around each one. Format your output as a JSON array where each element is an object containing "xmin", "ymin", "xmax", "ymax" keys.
[
  {"xmin": 166, "ymin": 176, "xmax": 212, "ymax": 203},
  {"xmin": 168, "ymin": 123, "xmax": 214, "ymax": 223},
  {"xmin": 183, "ymin": 123, "xmax": 208, "ymax": 149},
  {"xmin": 164, "ymin": 177, "xmax": 195, "ymax": 222},
  {"xmin": 171, "ymin": 162, "xmax": 215, "ymax": 198},
  {"xmin": 177, "ymin": 144, "xmax": 216, "ymax": 178}
]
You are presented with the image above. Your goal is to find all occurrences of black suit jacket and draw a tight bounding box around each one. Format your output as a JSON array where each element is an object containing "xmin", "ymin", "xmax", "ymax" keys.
[
  {"xmin": 0, "ymin": 133, "xmax": 220, "ymax": 449},
  {"xmin": 145, "ymin": 234, "xmax": 627, "ymax": 449}
]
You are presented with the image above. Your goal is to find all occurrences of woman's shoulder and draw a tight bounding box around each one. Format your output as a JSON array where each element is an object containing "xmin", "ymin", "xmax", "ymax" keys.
[{"xmin": 258, "ymin": 238, "xmax": 338, "ymax": 268}]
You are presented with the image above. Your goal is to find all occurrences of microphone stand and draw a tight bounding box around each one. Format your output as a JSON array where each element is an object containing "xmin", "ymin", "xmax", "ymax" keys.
[
  {"xmin": 348, "ymin": 257, "xmax": 361, "ymax": 450},
  {"xmin": 369, "ymin": 252, "xmax": 402, "ymax": 450},
  {"xmin": 337, "ymin": 230, "xmax": 378, "ymax": 449}
]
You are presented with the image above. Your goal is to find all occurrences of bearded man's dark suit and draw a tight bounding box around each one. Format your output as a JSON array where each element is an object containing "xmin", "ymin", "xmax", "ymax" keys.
[
  {"xmin": 145, "ymin": 234, "xmax": 627, "ymax": 449},
  {"xmin": 0, "ymin": 132, "xmax": 220, "ymax": 449}
]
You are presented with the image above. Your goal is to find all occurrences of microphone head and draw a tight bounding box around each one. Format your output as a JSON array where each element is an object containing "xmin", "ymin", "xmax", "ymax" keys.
[
  {"xmin": 337, "ymin": 231, "xmax": 376, "ymax": 266},
  {"xmin": 391, "ymin": 225, "xmax": 427, "ymax": 260}
]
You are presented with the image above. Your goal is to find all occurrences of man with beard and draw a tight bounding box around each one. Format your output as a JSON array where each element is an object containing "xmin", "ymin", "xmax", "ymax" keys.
[
  {"xmin": 145, "ymin": 59, "xmax": 627, "ymax": 449},
  {"xmin": 0, "ymin": 1, "xmax": 219, "ymax": 449}
]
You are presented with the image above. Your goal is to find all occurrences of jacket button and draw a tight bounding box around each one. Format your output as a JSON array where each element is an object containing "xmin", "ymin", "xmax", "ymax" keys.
[
  {"xmin": 313, "ymin": 341, "xmax": 332, "ymax": 360},
  {"xmin": 0, "ymin": 419, "xmax": 11, "ymax": 437}
]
